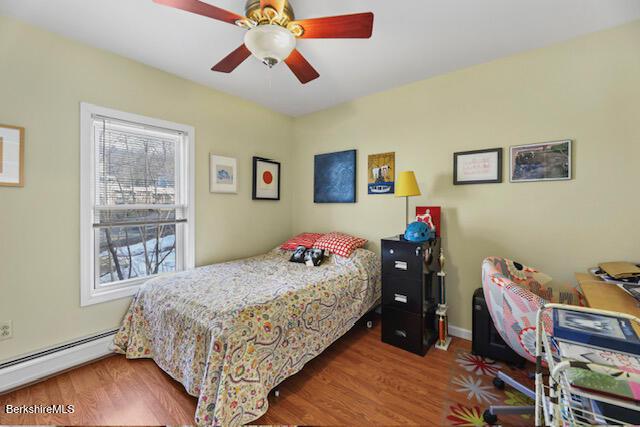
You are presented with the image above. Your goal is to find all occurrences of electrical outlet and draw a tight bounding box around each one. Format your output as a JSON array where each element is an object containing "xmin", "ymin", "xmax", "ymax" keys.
[{"xmin": 0, "ymin": 321, "xmax": 12, "ymax": 341}]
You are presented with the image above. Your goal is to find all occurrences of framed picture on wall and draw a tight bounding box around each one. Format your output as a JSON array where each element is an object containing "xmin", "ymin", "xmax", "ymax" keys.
[
  {"xmin": 416, "ymin": 206, "xmax": 441, "ymax": 237},
  {"xmin": 314, "ymin": 149, "xmax": 357, "ymax": 203},
  {"xmin": 0, "ymin": 124, "xmax": 25, "ymax": 187},
  {"xmin": 367, "ymin": 152, "xmax": 395, "ymax": 195},
  {"xmin": 453, "ymin": 148, "xmax": 502, "ymax": 185},
  {"xmin": 252, "ymin": 157, "xmax": 281, "ymax": 200},
  {"xmin": 209, "ymin": 155, "xmax": 237, "ymax": 194},
  {"xmin": 510, "ymin": 140, "xmax": 572, "ymax": 183}
]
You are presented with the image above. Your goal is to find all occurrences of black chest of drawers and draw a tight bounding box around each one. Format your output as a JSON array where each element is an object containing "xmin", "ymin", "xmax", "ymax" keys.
[{"xmin": 381, "ymin": 235, "xmax": 441, "ymax": 355}]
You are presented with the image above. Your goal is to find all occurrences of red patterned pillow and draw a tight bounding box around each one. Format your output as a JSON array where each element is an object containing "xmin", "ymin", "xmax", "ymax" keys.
[
  {"xmin": 280, "ymin": 233, "xmax": 325, "ymax": 251},
  {"xmin": 314, "ymin": 232, "xmax": 367, "ymax": 258}
]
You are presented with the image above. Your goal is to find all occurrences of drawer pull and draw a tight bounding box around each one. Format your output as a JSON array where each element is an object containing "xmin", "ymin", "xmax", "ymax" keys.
[
  {"xmin": 394, "ymin": 294, "xmax": 408, "ymax": 304},
  {"xmin": 394, "ymin": 261, "xmax": 408, "ymax": 270},
  {"xmin": 394, "ymin": 329, "xmax": 407, "ymax": 338}
]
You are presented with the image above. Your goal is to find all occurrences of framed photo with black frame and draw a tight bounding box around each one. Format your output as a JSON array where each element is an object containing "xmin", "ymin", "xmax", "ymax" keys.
[
  {"xmin": 252, "ymin": 157, "xmax": 281, "ymax": 201},
  {"xmin": 453, "ymin": 148, "xmax": 502, "ymax": 185}
]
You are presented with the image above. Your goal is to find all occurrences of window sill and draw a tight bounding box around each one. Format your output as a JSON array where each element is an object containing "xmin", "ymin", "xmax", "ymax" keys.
[
  {"xmin": 80, "ymin": 281, "xmax": 143, "ymax": 307},
  {"xmin": 80, "ymin": 270, "xmax": 183, "ymax": 307}
]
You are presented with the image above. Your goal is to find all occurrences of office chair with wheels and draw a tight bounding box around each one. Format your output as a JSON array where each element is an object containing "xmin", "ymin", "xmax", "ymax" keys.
[{"xmin": 480, "ymin": 257, "xmax": 583, "ymax": 425}]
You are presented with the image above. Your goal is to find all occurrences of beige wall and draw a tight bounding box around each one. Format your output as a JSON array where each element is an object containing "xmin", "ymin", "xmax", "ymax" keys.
[
  {"xmin": 2, "ymin": 14, "xmax": 640, "ymax": 361},
  {"xmin": 0, "ymin": 15, "xmax": 293, "ymax": 361},
  {"xmin": 291, "ymin": 20, "xmax": 640, "ymax": 332}
]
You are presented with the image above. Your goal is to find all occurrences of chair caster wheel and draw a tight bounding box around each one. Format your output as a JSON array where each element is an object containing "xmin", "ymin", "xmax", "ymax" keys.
[
  {"xmin": 483, "ymin": 409, "xmax": 498, "ymax": 425},
  {"xmin": 274, "ymin": 390, "xmax": 280, "ymax": 397},
  {"xmin": 366, "ymin": 320, "xmax": 373, "ymax": 329},
  {"xmin": 493, "ymin": 377, "xmax": 505, "ymax": 390}
]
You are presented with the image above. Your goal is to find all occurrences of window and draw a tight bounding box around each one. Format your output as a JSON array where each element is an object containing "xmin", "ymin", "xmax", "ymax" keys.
[{"xmin": 80, "ymin": 103, "xmax": 194, "ymax": 306}]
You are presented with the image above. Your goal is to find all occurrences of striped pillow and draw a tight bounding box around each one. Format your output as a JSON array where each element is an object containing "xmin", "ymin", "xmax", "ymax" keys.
[
  {"xmin": 314, "ymin": 232, "xmax": 367, "ymax": 258},
  {"xmin": 280, "ymin": 233, "xmax": 325, "ymax": 251}
]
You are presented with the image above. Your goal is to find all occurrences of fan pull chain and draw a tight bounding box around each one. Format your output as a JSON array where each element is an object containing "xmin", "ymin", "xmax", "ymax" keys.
[{"xmin": 266, "ymin": 66, "xmax": 273, "ymax": 90}]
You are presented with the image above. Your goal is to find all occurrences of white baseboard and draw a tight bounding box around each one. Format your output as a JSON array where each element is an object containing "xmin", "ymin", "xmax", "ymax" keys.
[
  {"xmin": 448, "ymin": 324, "xmax": 472, "ymax": 341},
  {"xmin": 0, "ymin": 333, "xmax": 116, "ymax": 394},
  {"xmin": 0, "ymin": 323, "xmax": 471, "ymax": 394}
]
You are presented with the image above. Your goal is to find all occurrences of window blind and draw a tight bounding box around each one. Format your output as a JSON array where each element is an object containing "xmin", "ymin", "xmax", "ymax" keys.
[
  {"xmin": 92, "ymin": 115, "xmax": 186, "ymax": 228},
  {"xmin": 90, "ymin": 114, "xmax": 188, "ymax": 286}
]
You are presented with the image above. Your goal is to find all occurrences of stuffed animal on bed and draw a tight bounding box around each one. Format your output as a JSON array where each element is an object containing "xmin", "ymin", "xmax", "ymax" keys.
[
  {"xmin": 290, "ymin": 245, "xmax": 325, "ymax": 266},
  {"xmin": 304, "ymin": 248, "xmax": 325, "ymax": 266}
]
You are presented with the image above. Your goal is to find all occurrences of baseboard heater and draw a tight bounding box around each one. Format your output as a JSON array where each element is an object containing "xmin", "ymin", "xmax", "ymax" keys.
[{"xmin": 0, "ymin": 329, "xmax": 117, "ymax": 394}]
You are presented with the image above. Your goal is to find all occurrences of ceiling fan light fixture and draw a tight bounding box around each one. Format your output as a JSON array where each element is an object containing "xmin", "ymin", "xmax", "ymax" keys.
[
  {"xmin": 235, "ymin": 18, "xmax": 257, "ymax": 29},
  {"xmin": 244, "ymin": 24, "xmax": 296, "ymax": 68}
]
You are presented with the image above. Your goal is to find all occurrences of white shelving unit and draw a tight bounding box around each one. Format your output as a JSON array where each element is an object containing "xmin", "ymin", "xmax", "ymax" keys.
[{"xmin": 535, "ymin": 303, "xmax": 640, "ymax": 426}]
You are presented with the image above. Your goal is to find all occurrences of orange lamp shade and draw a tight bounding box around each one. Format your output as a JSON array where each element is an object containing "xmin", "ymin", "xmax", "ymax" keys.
[{"xmin": 396, "ymin": 171, "xmax": 421, "ymax": 197}]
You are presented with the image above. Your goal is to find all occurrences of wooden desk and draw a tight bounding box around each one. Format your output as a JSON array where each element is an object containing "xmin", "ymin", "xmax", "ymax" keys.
[{"xmin": 575, "ymin": 272, "xmax": 640, "ymax": 334}]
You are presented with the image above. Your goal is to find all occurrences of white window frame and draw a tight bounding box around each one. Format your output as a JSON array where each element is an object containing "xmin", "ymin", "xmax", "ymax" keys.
[{"xmin": 80, "ymin": 103, "xmax": 195, "ymax": 306}]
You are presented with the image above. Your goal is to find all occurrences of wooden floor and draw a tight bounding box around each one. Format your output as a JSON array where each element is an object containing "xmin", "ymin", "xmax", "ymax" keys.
[{"xmin": 0, "ymin": 319, "xmax": 473, "ymax": 425}]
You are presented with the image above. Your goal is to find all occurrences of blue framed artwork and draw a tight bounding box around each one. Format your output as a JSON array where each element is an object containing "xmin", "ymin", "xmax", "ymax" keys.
[{"xmin": 314, "ymin": 150, "xmax": 356, "ymax": 203}]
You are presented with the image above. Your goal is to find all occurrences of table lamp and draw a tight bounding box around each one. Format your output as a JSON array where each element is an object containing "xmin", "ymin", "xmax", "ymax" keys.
[{"xmin": 396, "ymin": 171, "xmax": 421, "ymax": 227}]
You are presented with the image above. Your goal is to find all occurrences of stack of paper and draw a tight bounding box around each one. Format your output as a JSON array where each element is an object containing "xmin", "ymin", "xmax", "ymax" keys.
[{"xmin": 599, "ymin": 262, "xmax": 640, "ymax": 280}]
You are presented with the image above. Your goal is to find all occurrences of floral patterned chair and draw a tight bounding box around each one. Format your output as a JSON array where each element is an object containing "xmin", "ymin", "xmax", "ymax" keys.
[{"xmin": 480, "ymin": 256, "xmax": 583, "ymax": 424}]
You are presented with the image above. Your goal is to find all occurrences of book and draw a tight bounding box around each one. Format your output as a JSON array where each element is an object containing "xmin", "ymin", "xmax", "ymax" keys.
[
  {"xmin": 591, "ymin": 399, "xmax": 640, "ymax": 425},
  {"xmin": 554, "ymin": 339, "xmax": 640, "ymax": 406},
  {"xmin": 553, "ymin": 309, "xmax": 640, "ymax": 355},
  {"xmin": 565, "ymin": 363, "xmax": 640, "ymax": 403},
  {"xmin": 555, "ymin": 340, "xmax": 640, "ymax": 373}
]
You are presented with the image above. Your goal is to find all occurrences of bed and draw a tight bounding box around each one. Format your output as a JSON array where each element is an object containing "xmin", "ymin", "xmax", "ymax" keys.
[{"xmin": 113, "ymin": 246, "xmax": 381, "ymax": 426}]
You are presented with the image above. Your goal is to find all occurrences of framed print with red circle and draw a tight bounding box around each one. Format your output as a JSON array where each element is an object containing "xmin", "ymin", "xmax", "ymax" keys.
[{"xmin": 252, "ymin": 157, "xmax": 281, "ymax": 200}]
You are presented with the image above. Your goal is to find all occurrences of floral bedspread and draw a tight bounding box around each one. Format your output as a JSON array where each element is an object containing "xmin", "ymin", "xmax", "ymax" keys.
[{"xmin": 113, "ymin": 248, "xmax": 381, "ymax": 426}]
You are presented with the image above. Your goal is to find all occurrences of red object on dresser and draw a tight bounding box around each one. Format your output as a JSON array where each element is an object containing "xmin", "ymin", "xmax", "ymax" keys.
[
  {"xmin": 280, "ymin": 233, "xmax": 325, "ymax": 250},
  {"xmin": 314, "ymin": 232, "xmax": 367, "ymax": 258},
  {"xmin": 416, "ymin": 206, "xmax": 441, "ymax": 236}
]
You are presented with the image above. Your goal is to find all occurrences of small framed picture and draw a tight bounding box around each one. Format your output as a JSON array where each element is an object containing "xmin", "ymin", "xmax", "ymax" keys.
[
  {"xmin": 210, "ymin": 155, "xmax": 237, "ymax": 194},
  {"xmin": 416, "ymin": 206, "xmax": 441, "ymax": 237},
  {"xmin": 453, "ymin": 148, "xmax": 502, "ymax": 185},
  {"xmin": 252, "ymin": 157, "xmax": 280, "ymax": 201},
  {"xmin": 367, "ymin": 152, "xmax": 395, "ymax": 195},
  {"xmin": 0, "ymin": 124, "xmax": 25, "ymax": 187},
  {"xmin": 510, "ymin": 140, "xmax": 572, "ymax": 183}
]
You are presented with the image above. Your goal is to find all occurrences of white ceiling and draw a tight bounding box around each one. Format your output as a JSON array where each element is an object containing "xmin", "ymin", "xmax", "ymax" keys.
[{"xmin": 2, "ymin": 0, "xmax": 640, "ymax": 116}]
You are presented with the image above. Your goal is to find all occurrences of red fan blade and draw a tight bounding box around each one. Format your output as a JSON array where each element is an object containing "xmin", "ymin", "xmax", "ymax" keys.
[
  {"xmin": 211, "ymin": 44, "xmax": 251, "ymax": 73},
  {"xmin": 284, "ymin": 49, "xmax": 320, "ymax": 84},
  {"xmin": 154, "ymin": 0, "xmax": 244, "ymax": 26},
  {"xmin": 260, "ymin": 0, "xmax": 285, "ymax": 14},
  {"xmin": 292, "ymin": 12, "xmax": 374, "ymax": 39}
]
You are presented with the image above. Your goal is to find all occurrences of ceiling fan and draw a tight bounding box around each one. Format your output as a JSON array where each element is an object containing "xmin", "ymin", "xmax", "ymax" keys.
[{"xmin": 154, "ymin": 0, "xmax": 374, "ymax": 84}]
